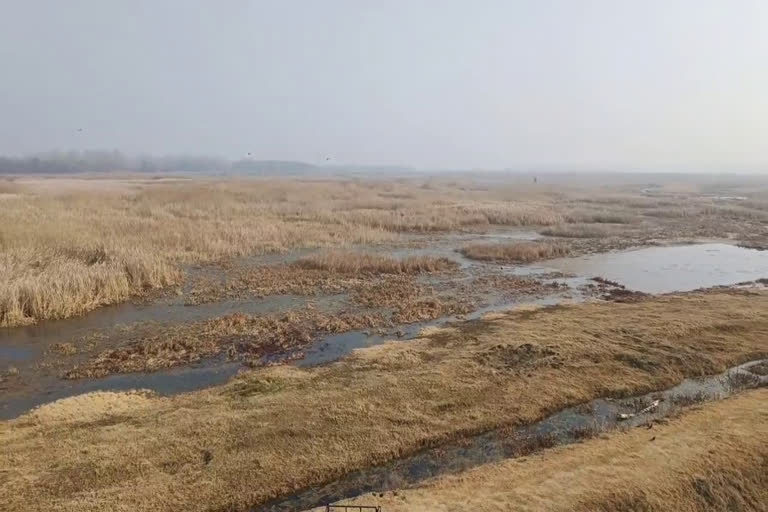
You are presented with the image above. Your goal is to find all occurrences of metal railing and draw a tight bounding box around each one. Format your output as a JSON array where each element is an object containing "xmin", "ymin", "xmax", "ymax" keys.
[{"xmin": 325, "ymin": 506, "xmax": 381, "ymax": 512}]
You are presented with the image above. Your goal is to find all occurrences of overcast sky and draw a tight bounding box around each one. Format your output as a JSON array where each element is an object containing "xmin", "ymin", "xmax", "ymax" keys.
[{"xmin": 1, "ymin": 0, "xmax": 766, "ymax": 171}]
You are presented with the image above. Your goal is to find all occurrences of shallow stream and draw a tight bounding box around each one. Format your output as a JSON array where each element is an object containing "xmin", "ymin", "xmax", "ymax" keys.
[{"xmin": 254, "ymin": 360, "xmax": 768, "ymax": 512}]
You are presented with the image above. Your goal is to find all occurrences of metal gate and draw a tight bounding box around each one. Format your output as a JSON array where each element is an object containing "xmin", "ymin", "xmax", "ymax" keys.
[{"xmin": 325, "ymin": 506, "xmax": 382, "ymax": 512}]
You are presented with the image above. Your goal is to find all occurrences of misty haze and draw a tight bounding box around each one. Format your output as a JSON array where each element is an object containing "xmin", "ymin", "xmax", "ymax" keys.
[
  {"xmin": 2, "ymin": 2, "xmax": 768, "ymax": 512},
  {"xmin": 1, "ymin": 0, "xmax": 767, "ymax": 172}
]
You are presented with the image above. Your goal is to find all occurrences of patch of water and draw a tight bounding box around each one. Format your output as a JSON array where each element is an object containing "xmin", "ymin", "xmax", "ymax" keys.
[
  {"xmin": 0, "ymin": 345, "xmax": 32, "ymax": 362},
  {"xmin": 253, "ymin": 360, "xmax": 768, "ymax": 512},
  {"xmin": 544, "ymin": 243, "xmax": 768, "ymax": 294},
  {"xmin": 0, "ymin": 294, "xmax": 332, "ymax": 362},
  {"xmin": 0, "ymin": 361, "xmax": 240, "ymax": 420},
  {"xmin": 295, "ymin": 295, "xmax": 570, "ymax": 368},
  {"xmin": 0, "ymin": 294, "xmax": 347, "ymax": 419}
]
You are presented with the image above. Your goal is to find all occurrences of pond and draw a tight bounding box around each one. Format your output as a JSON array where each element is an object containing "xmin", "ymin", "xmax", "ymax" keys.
[{"xmin": 544, "ymin": 243, "xmax": 768, "ymax": 293}]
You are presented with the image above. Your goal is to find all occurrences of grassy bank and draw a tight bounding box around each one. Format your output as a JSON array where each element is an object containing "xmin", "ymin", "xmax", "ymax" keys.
[
  {"xmin": 2, "ymin": 290, "xmax": 767, "ymax": 511},
  {"xmin": 460, "ymin": 241, "xmax": 570, "ymax": 263},
  {"xmin": 337, "ymin": 389, "xmax": 768, "ymax": 511}
]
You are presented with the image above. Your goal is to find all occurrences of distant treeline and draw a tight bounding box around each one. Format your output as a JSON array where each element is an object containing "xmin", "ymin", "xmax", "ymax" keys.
[{"xmin": 0, "ymin": 150, "xmax": 320, "ymax": 175}]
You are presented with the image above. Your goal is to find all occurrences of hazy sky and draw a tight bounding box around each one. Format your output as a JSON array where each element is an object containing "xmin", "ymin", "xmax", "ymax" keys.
[{"xmin": 1, "ymin": 0, "xmax": 767, "ymax": 170}]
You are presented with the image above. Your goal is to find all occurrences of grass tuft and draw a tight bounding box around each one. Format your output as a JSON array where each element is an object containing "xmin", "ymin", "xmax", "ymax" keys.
[
  {"xmin": 460, "ymin": 241, "xmax": 570, "ymax": 263},
  {"xmin": 294, "ymin": 251, "xmax": 457, "ymax": 274}
]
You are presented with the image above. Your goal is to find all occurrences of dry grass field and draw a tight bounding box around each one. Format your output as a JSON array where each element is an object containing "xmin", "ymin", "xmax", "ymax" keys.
[
  {"xmin": 3, "ymin": 175, "xmax": 768, "ymax": 326},
  {"xmin": 0, "ymin": 178, "xmax": 561, "ymax": 326},
  {"xmin": 335, "ymin": 389, "xmax": 768, "ymax": 512},
  {"xmin": 2, "ymin": 289, "xmax": 767, "ymax": 512},
  {"xmin": 460, "ymin": 241, "xmax": 570, "ymax": 263}
]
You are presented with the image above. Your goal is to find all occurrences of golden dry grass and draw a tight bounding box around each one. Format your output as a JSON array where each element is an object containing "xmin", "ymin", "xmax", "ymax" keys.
[
  {"xmin": 2, "ymin": 290, "xmax": 767, "ymax": 511},
  {"xmin": 4, "ymin": 175, "xmax": 768, "ymax": 326},
  {"xmin": 294, "ymin": 251, "xmax": 457, "ymax": 274},
  {"xmin": 0, "ymin": 178, "xmax": 560, "ymax": 326},
  {"xmin": 0, "ymin": 248, "xmax": 181, "ymax": 327},
  {"xmin": 460, "ymin": 241, "xmax": 570, "ymax": 263},
  {"xmin": 0, "ymin": 178, "xmax": 22, "ymax": 195},
  {"xmin": 337, "ymin": 389, "xmax": 768, "ymax": 512}
]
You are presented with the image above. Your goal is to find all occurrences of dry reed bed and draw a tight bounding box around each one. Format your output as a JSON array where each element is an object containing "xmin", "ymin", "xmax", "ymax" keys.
[
  {"xmin": 3, "ymin": 177, "xmax": 768, "ymax": 327},
  {"xmin": 185, "ymin": 253, "xmax": 458, "ymax": 305},
  {"xmin": 294, "ymin": 251, "xmax": 457, "ymax": 274},
  {"xmin": 337, "ymin": 389, "xmax": 768, "ymax": 512},
  {"xmin": 3, "ymin": 290, "xmax": 768, "ymax": 512},
  {"xmin": 460, "ymin": 241, "xmax": 570, "ymax": 263},
  {"xmin": 0, "ymin": 179, "xmax": 562, "ymax": 326}
]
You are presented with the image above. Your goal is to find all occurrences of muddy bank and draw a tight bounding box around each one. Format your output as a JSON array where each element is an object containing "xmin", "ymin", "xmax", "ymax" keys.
[{"xmin": 256, "ymin": 360, "xmax": 768, "ymax": 512}]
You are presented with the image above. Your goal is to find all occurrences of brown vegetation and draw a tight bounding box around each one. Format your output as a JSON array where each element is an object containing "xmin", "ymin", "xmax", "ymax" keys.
[
  {"xmin": 337, "ymin": 390, "xmax": 768, "ymax": 512},
  {"xmin": 0, "ymin": 247, "xmax": 181, "ymax": 327},
  {"xmin": 460, "ymin": 241, "xmax": 570, "ymax": 263},
  {"xmin": 185, "ymin": 265, "xmax": 364, "ymax": 305},
  {"xmin": 3, "ymin": 290, "xmax": 768, "ymax": 511},
  {"xmin": 185, "ymin": 251, "xmax": 458, "ymax": 306},
  {"xmin": 539, "ymin": 223, "xmax": 616, "ymax": 238},
  {"xmin": 565, "ymin": 210, "xmax": 636, "ymax": 224},
  {"xmin": 295, "ymin": 251, "xmax": 457, "ymax": 274},
  {"xmin": 65, "ymin": 309, "xmax": 390, "ymax": 378},
  {"xmin": 0, "ymin": 178, "xmax": 561, "ymax": 326},
  {"xmin": 4, "ymin": 176, "xmax": 768, "ymax": 326},
  {"xmin": 350, "ymin": 275, "xmax": 475, "ymax": 323},
  {"xmin": 68, "ymin": 266, "xmax": 487, "ymax": 379}
]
